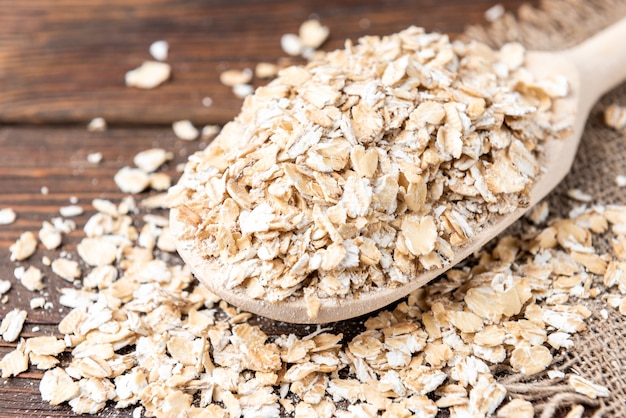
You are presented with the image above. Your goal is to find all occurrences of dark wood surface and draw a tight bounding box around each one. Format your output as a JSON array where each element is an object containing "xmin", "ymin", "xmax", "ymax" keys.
[{"xmin": 0, "ymin": 1, "xmax": 535, "ymax": 416}]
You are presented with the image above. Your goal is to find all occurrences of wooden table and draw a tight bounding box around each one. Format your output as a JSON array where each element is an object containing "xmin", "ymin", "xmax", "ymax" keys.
[{"xmin": 0, "ymin": 1, "xmax": 534, "ymax": 416}]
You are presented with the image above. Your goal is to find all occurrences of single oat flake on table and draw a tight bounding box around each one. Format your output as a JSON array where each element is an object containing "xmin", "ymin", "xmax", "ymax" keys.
[{"xmin": 168, "ymin": 26, "xmax": 571, "ymax": 319}]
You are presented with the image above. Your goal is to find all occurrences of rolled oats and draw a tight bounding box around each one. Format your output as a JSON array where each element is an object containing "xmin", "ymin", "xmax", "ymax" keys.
[
  {"xmin": 87, "ymin": 117, "xmax": 107, "ymax": 132},
  {"xmin": 1, "ymin": 309, "xmax": 28, "ymax": 342},
  {"xmin": 39, "ymin": 221, "xmax": 63, "ymax": 250},
  {"xmin": 568, "ymin": 375, "xmax": 610, "ymax": 399},
  {"xmin": 86, "ymin": 152, "xmax": 103, "ymax": 164},
  {"xmin": 5, "ymin": 19, "xmax": 625, "ymax": 418},
  {"xmin": 3, "ymin": 202, "xmax": 623, "ymax": 416},
  {"xmin": 17, "ymin": 265, "xmax": 44, "ymax": 291},
  {"xmin": 125, "ymin": 61, "xmax": 171, "ymax": 89},
  {"xmin": 30, "ymin": 297, "xmax": 46, "ymax": 309},
  {"xmin": 60, "ymin": 205, "xmax": 84, "ymax": 217},
  {"xmin": 9, "ymin": 231, "xmax": 37, "ymax": 261},
  {"xmin": 0, "ymin": 279, "xmax": 11, "ymax": 295},
  {"xmin": 0, "ymin": 207, "xmax": 17, "ymax": 225},
  {"xmin": 0, "ymin": 341, "xmax": 29, "ymax": 378},
  {"xmin": 280, "ymin": 33, "xmax": 303, "ymax": 56},
  {"xmin": 40, "ymin": 368, "xmax": 81, "ymax": 406},
  {"xmin": 133, "ymin": 148, "xmax": 173, "ymax": 173},
  {"xmin": 484, "ymin": 4, "xmax": 506, "ymax": 22},
  {"xmin": 51, "ymin": 258, "xmax": 82, "ymax": 282},
  {"xmin": 232, "ymin": 83, "xmax": 254, "ymax": 99},
  {"xmin": 149, "ymin": 40, "xmax": 169, "ymax": 62},
  {"xmin": 604, "ymin": 103, "xmax": 626, "ymax": 130},
  {"xmin": 299, "ymin": 19, "xmax": 329, "ymax": 49},
  {"xmin": 172, "ymin": 120, "xmax": 199, "ymax": 141},
  {"xmin": 114, "ymin": 167, "xmax": 151, "ymax": 194},
  {"xmin": 219, "ymin": 68, "xmax": 253, "ymax": 87},
  {"xmin": 255, "ymin": 62, "xmax": 279, "ymax": 79},
  {"xmin": 169, "ymin": 26, "xmax": 570, "ymax": 318},
  {"xmin": 77, "ymin": 237, "xmax": 118, "ymax": 266}
]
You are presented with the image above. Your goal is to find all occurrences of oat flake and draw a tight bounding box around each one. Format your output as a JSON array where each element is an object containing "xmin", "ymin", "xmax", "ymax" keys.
[
  {"xmin": 0, "ymin": 208, "xmax": 17, "ymax": 225},
  {"xmin": 169, "ymin": 26, "xmax": 571, "ymax": 313}
]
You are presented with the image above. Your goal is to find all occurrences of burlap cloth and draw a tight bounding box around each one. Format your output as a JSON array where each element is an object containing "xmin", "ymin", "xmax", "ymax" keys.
[{"xmin": 463, "ymin": 0, "xmax": 626, "ymax": 416}]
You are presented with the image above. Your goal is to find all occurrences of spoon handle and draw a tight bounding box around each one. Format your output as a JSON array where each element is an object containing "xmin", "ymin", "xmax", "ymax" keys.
[{"xmin": 564, "ymin": 17, "xmax": 626, "ymax": 104}]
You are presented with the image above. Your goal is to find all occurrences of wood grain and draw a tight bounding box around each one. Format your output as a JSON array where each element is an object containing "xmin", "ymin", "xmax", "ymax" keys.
[
  {"xmin": 0, "ymin": 0, "xmax": 534, "ymax": 125},
  {"xmin": 0, "ymin": 1, "xmax": 536, "ymax": 416}
]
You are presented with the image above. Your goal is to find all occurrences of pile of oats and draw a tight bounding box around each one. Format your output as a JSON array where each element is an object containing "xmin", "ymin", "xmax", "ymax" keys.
[
  {"xmin": 168, "ymin": 26, "xmax": 570, "ymax": 309},
  {"xmin": 2, "ymin": 186, "xmax": 622, "ymax": 416}
]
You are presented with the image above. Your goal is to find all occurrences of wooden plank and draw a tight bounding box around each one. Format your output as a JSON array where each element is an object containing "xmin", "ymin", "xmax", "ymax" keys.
[{"xmin": 0, "ymin": 0, "xmax": 534, "ymax": 125}]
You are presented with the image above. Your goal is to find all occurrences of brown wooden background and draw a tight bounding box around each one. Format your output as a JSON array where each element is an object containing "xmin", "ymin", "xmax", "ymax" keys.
[{"xmin": 0, "ymin": 1, "xmax": 534, "ymax": 416}]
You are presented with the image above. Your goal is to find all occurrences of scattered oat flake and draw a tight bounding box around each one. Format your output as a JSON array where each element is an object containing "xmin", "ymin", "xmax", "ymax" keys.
[
  {"xmin": 281, "ymin": 33, "xmax": 303, "ymax": 56},
  {"xmin": 140, "ymin": 193, "xmax": 168, "ymax": 209},
  {"xmin": 485, "ymin": 4, "xmax": 506, "ymax": 22},
  {"xmin": 0, "ymin": 208, "xmax": 17, "ymax": 225},
  {"xmin": 60, "ymin": 205, "xmax": 84, "ymax": 217},
  {"xmin": 201, "ymin": 124, "xmax": 221, "ymax": 140},
  {"xmin": 170, "ymin": 25, "xmax": 572, "ymax": 310},
  {"xmin": 0, "ymin": 280, "xmax": 11, "ymax": 295},
  {"xmin": 172, "ymin": 120, "xmax": 199, "ymax": 141},
  {"xmin": 133, "ymin": 148, "xmax": 173, "ymax": 173},
  {"xmin": 509, "ymin": 345, "xmax": 552, "ymax": 376},
  {"xmin": 10, "ymin": 231, "xmax": 37, "ymax": 261},
  {"xmin": 87, "ymin": 117, "xmax": 107, "ymax": 132},
  {"xmin": 233, "ymin": 83, "xmax": 254, "ymax": 99},
  {"xmin": 495, "ymin": 398, "xmax": 534, "ymax": 418},
  {"xmin": 568, "ymin": 375, "xmax": 610, "ymax": 399},
  {"xmin": 30, "ymin": 297, "xmax": 46, "ymax": 309},
  {"xmin": 616, "ymin": 174, "xmax": 626, "ymax": 187},
  {"xmin": 19, "ymin": 265, "xmax": 44, "ymax": 291},
  {"xmin": 255, "ymin": 62, "xmax": 279, "ymax": 79},
  {"xmin": 114, "ymin": 167, "xmax": 151, "ymax": 194},
  {"xmin": 149, "ymin": 172, "xmax": 171, "ymax": 191},
  {"xmin": 202, "ymin": 96, "xmax": 213, "ymax": 107},
  {"xmin": 564, "ymin": 404, "xmax": 585, "ymax": 418},
  {"xmin": 51, "ymin": 258, "xmax": 81, "ymax": 282},
  {"xmin": 0, "ymin": 309, "xmax": 27, "ymax": 342},
  {"xmin": 604, "ymin": 103, "xmax": 626, "ymax": 130},
  {"xmin": 125, "ymin": 61, "xmax": 171, "ymax": 89},
  {"xmin": 4, "ymin": 22, "xmax": 624, "ymax": 418},
  {"xmin": 548, "ymin": 370, "xmax": 566, "ymax": 379},
  {"xmin": 567, "ymin": 189, "xmax": 592, "ymax": 202},
  {"xmin": 40, "ymin": 368, "xmax": 81, "ymax": 406},
  {"xmin": 219, "ymin": 68, "xmax": 252, "ymax": 87},
  {"xmin": 0, "ymin": 343, "xmax": 29, "ymax": 378},
  {"xmin": 77, "ymin": 237, "xmax": 118, "ymax": 266},
  {"xmin": 87, "ymin": 152, "xmax": 103, "ymax": 165},
  {"xmin": 149, "ymin": 40, "xmax": 169, "ymax": 61},
  {"xmin": 299, "ymin": 19, "xmax": 329, "ymax": 49}
]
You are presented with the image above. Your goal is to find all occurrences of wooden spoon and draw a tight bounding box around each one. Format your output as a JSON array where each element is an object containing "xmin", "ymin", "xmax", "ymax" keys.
[{"xmin": 171, "ymin": 17, "xmax": 626, "ymax": 324}]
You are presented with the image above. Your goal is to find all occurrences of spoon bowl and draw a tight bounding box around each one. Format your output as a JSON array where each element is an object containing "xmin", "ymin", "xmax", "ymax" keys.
[{"xmin": 172, "ymin": 18, "xmax": 626, "ymax": 324}]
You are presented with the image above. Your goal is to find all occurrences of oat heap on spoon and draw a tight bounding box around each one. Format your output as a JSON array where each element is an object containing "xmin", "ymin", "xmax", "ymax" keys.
[{"xmin": 168, "ymin": 26, "xmax": 570, "ymax": 310}]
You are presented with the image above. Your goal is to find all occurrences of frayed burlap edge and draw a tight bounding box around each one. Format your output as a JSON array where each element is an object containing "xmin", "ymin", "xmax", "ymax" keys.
[{"xmin": 465, "ymin": 1, "xmax": 626, "ymax": 416}]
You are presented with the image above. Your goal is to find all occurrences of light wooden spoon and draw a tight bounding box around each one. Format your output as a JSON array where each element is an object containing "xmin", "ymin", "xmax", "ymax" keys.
[{"xmin": 172, "ymin": 17, "xmax": 626, "ymax": 324}]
